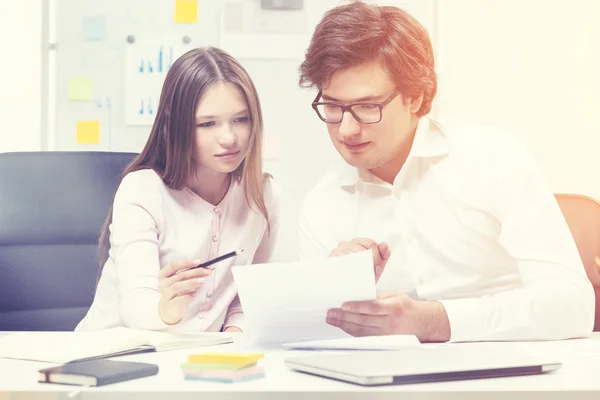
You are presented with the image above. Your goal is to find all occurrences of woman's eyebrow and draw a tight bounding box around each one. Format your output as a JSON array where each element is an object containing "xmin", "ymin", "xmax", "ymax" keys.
[{"xmin": 196, "ymin": 109, "xmax": 248, "ymax": 120}]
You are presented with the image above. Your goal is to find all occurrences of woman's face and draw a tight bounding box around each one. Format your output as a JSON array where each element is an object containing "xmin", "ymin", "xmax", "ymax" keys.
[{"xmin": 193, "ymin": 82, "xmax": 252, "ymax": 174}]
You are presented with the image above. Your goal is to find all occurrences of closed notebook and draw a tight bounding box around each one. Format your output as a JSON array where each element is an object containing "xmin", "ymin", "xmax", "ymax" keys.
[
  {"xmin": 0, "ymin": 327, "xmax": 233, "ymax": 364},
  {"xmin": 39, "ymin": 359, "xmax": 158, "ymax": 387}
]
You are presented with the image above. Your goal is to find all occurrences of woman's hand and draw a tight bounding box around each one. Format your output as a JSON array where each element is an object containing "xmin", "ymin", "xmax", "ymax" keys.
[{"xmin": 157, "ymin": 259, "xmax": 212, "ymax": 325}]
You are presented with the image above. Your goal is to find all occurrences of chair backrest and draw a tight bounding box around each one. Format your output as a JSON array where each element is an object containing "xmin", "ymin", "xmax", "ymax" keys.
[
  {"xmin": 0, "ymin": 151, "xmax": 137, "ymax": 331},
  {"xmin": 555, "ymin": 193, "xmax": 600, "ymax": 331}
]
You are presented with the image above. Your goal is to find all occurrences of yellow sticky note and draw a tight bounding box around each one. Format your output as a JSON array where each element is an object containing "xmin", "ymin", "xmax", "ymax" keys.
[
  {"xmin": 76, "ymin": 120, "xmax": 100, "ymax": 145},
  {"xmin": 68, "ymin": 77, "xmax": 94, "ymax": 101},
  {"xmin": 187, "ymin": 353, "xmax": 264, "ymax": 365},
  {"xmin": 174, "ymin": 0, "xmax": 198, "ymax": 23}
]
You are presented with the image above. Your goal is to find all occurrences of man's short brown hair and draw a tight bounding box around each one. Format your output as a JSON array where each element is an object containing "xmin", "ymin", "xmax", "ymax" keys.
[{"xmin": 299, "ymin": 0, "xmax": 437, "ymax": 117}]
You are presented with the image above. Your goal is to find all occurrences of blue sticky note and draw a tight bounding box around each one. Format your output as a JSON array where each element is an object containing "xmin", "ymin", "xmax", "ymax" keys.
[{"xmin": 82, "ymin": 15, "xmax": 107, "ymax": 41}]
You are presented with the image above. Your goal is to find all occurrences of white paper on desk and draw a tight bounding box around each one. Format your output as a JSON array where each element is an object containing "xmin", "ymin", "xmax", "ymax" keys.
[
  {"xmin": 231, "ymin": 251, "xmax": 376, "ymax": 343},
  {"xmin": 282, "ymin": 335, "xmax": 421, "ymax": 350}
]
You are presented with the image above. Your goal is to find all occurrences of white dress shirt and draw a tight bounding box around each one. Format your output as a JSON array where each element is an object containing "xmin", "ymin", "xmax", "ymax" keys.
[
  {"xmin": 298, "ymin": 117, "xmax": 595, "ymax": 342},
  {"xmin": 76, "ymin": 169, "xmax": 280, "ymax": 333}
]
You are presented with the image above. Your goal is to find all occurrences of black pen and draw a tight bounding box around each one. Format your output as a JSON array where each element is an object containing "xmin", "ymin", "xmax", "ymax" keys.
[{"xmin": 188, "ymin": 249, "xmax": 244, "ymax": 270}]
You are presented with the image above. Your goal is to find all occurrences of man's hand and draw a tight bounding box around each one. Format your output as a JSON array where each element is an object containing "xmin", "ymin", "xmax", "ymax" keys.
[
  {"xmin": 330, "ymin": 238, "xmax": 391, "ymax": 282},
  {"xmin": 224, "ymin": 326, "xmax": 243, "ymax": 333},
  {"xmin": 326, "ymin": 293, "xmax": 451, "ymax": 342}
]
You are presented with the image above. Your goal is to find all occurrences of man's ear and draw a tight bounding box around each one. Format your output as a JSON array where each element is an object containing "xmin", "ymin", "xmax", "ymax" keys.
[{"xmin": 408, "ymin": 93, "xmax": 424, "ymax": 114}]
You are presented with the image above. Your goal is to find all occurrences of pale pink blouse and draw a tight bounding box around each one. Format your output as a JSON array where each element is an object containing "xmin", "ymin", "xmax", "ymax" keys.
[{"xmin": 76, "ymin": 169, "xmax": 280, "ymax": 332}]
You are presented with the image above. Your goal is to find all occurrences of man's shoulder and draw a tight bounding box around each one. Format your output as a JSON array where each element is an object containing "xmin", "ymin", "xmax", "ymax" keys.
[
  {"xmin": 436, "ymin": 119, "xmax": 536, "ymax": 169},
  {"xmin": 438, "ymin": 120, "xmax": 524, "ymax": 153},
  {"xmin": 303, "ymin": 161, "xmax": 355, "ymax": 205}
]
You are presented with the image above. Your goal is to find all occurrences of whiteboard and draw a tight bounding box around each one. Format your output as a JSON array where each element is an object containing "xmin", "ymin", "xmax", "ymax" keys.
[
  {"xmin": 53, "ymin": 0, "xmax": 221, "ymax": 151},
  {"xmin": 49, "ymin": 0, "xmax": 437, "ymax": 259}
]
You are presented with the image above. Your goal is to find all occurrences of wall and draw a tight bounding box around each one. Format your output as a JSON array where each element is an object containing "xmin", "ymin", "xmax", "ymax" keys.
[
  {"xmin": 0, "ymin": 1, "xmax": 43, "ymax": 152},
  {"xmin": 3, "ymin": 0, "xmax": 599, "ymax": 259},
  {"xmin": 436, "ymin": 0, "xmax": 600, "ymax": 199},
  {"xmin": 48, "ymin": 0, "xmax": 434, "ymax": 260}
]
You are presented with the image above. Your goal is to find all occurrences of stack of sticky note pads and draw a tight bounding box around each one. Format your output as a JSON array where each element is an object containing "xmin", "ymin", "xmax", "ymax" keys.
[{"xmin": 181, "ymin": 353, "xmax": 265, "ymax": 383}]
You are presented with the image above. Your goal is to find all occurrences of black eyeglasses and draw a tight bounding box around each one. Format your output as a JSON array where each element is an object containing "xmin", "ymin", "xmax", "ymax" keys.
[{"xmin": 311, "ymin": 89, "xmax": 401, "ymax": 124}]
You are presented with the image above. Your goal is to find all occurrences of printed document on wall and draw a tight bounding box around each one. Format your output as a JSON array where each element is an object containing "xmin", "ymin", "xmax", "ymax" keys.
[
  {"xmin": 124, "ymin": 39, "xmax": 192, "ymax": 126},
  {"xmin": 231, "ymin": 251, "xmax": 377, "ymax": 343}
]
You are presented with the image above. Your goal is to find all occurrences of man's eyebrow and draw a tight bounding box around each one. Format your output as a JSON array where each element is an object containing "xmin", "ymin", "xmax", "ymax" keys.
[{"xmin": 321, "ymin": 94, "xmax": 384, "ymax": 103}]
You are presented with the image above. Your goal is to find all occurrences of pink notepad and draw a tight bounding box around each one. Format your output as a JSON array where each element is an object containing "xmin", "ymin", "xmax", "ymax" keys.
[
  {"xmin": 183, "ymin": 365, "xmax": 263, "ymax": 378},
  {"xmin": 183, "ymin": 366, "xmax": 265, "ymax": 383}
]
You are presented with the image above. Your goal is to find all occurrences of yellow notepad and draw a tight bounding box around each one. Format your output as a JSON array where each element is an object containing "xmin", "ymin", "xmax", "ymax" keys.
[{"xmin": 187, "ymin": 353, "xmax": 264, "ymax": 365}]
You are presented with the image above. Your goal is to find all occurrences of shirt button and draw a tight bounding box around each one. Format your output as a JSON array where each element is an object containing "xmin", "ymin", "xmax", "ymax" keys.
[
  {"xmin": 212, "ymin": 236, "xmax": 218, "ymax": 242},
  {"xmin": 214, "ymin": 207, "xmax": 220, "ymax": 214},
  {"xmin": 207, "ymin": 291, "xmax": 213, "ymax": 298},
  {"xmin": 197, "ymin": 313, "xmax": 204, "ymax": 319},
  {"xmin": 417, "ymin": 277, "xmax": 425, "ymax": 285}
]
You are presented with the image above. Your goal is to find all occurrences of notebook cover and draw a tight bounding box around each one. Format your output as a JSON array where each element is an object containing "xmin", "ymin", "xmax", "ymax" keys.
[{"xmin": 39, "ymin": 359, "xmax": 159, "ymax": 386}]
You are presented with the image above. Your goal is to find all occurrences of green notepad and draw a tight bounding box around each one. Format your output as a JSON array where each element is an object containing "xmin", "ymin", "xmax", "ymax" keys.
[{"xmin": 180, "ymin": 362, "xmax": 256, "ymax": 371}]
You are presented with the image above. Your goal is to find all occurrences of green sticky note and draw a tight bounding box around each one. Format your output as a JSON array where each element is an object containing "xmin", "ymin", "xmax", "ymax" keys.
[
  {"xmin": 82, "ymin": 15, "xmax": 107, "ymax": 41},
  {"xmin": 68, "ymin": 77, "xmax": 94, "ymax": 101}
]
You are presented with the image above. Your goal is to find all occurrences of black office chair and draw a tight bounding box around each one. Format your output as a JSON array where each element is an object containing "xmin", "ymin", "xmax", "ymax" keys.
[{"xmin": 0, "ymin": 151, "xmax": 137, "ymax": 331}]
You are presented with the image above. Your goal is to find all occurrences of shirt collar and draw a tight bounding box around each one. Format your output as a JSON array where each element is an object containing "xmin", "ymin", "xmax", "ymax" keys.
[{"xmin": 339, "ymin": 117, "xmax": 449, "ymax": 187}]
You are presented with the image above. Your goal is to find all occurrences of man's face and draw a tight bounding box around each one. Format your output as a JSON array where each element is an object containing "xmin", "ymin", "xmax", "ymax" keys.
[{"xmin": 319, "ymin": 62, "xmax": 421, "ymax": 176}]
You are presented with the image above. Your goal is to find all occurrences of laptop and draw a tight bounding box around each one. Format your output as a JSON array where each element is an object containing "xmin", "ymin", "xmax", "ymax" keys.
[{"xmin": 284, "ymin": 345, "xmax": 561, "ymax": 386}]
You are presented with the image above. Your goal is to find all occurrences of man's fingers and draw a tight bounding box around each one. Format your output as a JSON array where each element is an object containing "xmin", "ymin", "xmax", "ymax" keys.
[
  {"xmin": 371, "ymin": 242, "xmax": 391, "ymax": 266},
  {"xmin": 326, "ymin": 317, "xmax": 381, "ymax": 337},
  {"xmin": 378, "ymin": 242, "xmax": 391, "ymax": 261},
  {"xmin": 331, "ymin": 241, "xmax": 371, "ymax": 257},
  {"xmin": 340, "ymin": 300, "xmax": 390, "ymax": 315},
  {"xmin": 353, "ymin": 238, "xmax": 378, "ymax": 249},
  {"xmin": 372, "ymin": 242, "xmax": 391, "ymax": 281},
  {"xmin": 327, "ymin": 308, "xmax": 384, "ymax": 328},
  {"xmin": 160, "ymin": 259, "xmax": 203, "ymax": 278}
]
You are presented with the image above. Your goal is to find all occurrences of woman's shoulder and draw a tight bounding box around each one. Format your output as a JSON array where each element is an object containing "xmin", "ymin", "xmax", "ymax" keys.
[
  {"xmin": 116, "ymin": 169, "xmax": 167, "ymax": 200},
  {"xmin": 121, "ymin": 168, "xmax": 165, "ymax": 187},
  {"xmin": 262, "ymin": 173, "xmax": 282, "ymax": 211}
]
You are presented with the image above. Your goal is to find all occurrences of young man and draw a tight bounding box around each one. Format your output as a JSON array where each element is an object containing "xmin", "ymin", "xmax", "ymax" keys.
[{"xmin": 297, "ymin": 1, "xmax": 595, "ymax": 343}]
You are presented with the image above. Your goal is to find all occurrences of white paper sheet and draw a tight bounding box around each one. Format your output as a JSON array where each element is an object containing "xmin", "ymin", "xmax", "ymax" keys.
[
  {"xmin": 231, "ymin": 251, "xmax": 376, "ymax": 343},
  {"xmin": 281, "ymin": 335, "xmax": 421, "ymax": 351}
]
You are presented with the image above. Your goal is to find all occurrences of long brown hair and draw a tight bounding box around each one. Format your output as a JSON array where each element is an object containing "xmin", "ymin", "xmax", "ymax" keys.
[
  {"xmin": 299, "ymin": 0, "xmax": 437, "ymax": 116},
  {"xmin": 98, "ymin": 47, "xmax": 270, "ymax": 272}
]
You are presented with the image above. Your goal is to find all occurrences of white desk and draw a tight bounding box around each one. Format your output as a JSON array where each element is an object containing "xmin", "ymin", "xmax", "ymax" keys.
[{"xmin": 1, "ymin": 332, "xmax": 600, "ymax": 400}]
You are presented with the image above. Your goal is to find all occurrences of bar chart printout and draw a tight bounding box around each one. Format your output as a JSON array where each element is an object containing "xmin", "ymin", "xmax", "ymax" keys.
[{"xmin": 125, "ymin": 41, "xmax": 190, "ymax": 125}]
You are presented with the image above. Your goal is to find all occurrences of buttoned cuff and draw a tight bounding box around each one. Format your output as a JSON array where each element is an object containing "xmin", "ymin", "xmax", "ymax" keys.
[
  {"xmin": 223, "ymin": 312, "xmax": 246, "ymax": 332},
  {"xmin": 438, "ymin": 298, "xmax": 485, "ymax": 343},
  {"xmin": 119, "ymin": 289, "xmax": 170, "ymax": 331}
]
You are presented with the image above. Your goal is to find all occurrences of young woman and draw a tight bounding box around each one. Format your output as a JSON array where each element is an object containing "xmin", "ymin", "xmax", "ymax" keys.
[{"xmin": 75, "ymin": 47, "xmax": 280, "ymax": 333}]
